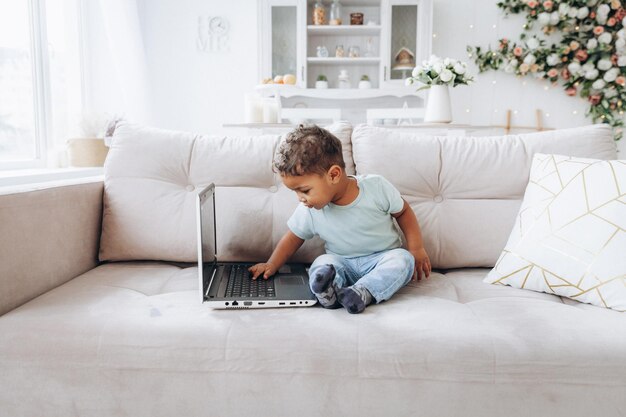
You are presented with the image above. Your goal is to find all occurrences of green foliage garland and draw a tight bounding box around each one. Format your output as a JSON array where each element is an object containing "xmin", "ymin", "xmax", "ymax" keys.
[{"xmin": 468, "ymin": 0, "xmax": 626, "ymax": 139}]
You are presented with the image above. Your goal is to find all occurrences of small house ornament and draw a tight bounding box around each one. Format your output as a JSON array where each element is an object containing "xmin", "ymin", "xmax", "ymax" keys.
[{"xmin": 393, "ymin": 46, "xmax": 415, "ymax": 70}]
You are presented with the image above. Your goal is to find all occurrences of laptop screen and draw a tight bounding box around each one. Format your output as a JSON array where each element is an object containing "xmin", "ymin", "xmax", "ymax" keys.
[
  {"xmin": 197, "ymin": 184, "xmax": 217, "ymax": 302},
  {"xmin": 198, "ymin": 184, "xmax": 217, "ymax": 266}
]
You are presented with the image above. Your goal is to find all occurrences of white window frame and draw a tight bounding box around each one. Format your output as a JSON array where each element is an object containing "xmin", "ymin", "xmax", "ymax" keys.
[{"xmin": 1, "ymin": 0, "xmax": 52, "ymax": 170}]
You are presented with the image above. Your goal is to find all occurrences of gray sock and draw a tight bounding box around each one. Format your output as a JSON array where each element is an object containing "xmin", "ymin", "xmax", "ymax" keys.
[
  {"xmin": 337, "ymin": 284, "xmax": 373, "ymax": 314},
  {"xmin": 311, "ymin": 264, "xmax": 340, "ymax": 309}
]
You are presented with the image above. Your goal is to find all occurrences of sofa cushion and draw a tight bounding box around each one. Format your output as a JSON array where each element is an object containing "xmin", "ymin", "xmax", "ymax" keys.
[
  {"xmin": 351, "ymin": 124, "xmax": 617, "ymax": 269},
  {"xmin": 1, "ymin": 264, "xmax": 625, "ymax": 416},
  {"xmin": 99, "ymin": 121, "xmax": 353, "ymax": 262},
  {"xmin": 485, "ymin": 153, "xmax": 626, "ymax": 311}
]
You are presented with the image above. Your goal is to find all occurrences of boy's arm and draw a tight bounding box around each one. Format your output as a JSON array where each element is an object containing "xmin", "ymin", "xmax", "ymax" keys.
[
  {"xmin": 392, "ymin": 199, "xmax": 432, "ymax": 280},
  {"xmin": 249, "ymin": 230, "xmax": 305, "ymax": 280}
]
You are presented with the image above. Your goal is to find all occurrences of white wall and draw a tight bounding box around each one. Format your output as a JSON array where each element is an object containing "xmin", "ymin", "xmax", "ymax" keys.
[
  {"xmin": 101, "ymin": 0, "xmax": 624, "ymax": 152},
  {"xmin": 434, "ymin": 0, "xmax": 601, "ymax": 137},
  {"xmin": 135, "ymin": 0, "xmax": 258, "ymax": 134}
]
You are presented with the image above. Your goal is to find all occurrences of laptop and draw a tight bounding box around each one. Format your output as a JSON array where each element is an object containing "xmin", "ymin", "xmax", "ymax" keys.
[{"xmin": 196, "ymin": 183, "xmax": 317, "ymax": 309}]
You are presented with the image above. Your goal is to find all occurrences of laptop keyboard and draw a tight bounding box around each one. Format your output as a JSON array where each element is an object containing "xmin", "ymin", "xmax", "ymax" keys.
[{"xmin": 225, "ymin": 265, "xmax": 276, "ymax": 298}]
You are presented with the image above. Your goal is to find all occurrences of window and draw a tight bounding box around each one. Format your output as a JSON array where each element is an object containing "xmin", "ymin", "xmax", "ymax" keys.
[
  {"xmin": 0, "ymin": 0, "xmax": 83, "ymax": 170},
  {"xmin": 0, "ymin": 1, "xmax": 39, "ymax": 167}
]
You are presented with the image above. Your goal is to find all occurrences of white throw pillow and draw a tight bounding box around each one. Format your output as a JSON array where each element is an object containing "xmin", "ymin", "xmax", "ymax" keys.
[{"xmin": 484, "ymin": 153, "xmax": 626, "ymax": 311}]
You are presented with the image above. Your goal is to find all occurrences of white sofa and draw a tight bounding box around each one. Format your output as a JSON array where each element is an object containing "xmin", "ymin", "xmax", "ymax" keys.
[{"xmin": 1, "ymin": 122, "xmax": 625, "ymax": 417}]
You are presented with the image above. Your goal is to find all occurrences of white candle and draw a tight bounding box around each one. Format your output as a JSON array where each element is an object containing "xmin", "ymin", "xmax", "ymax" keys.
[
  {"xmin": 244, "ymin": 94, "xmax": 264, "ymax": 123},
  {"xmin": 262, "ymin": 99, "xmax": 278, "ymax": 123}
]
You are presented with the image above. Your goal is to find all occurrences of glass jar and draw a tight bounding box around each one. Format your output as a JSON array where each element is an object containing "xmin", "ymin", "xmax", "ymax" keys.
[
  {"xmin": 348, "ymin": 45, "xmax": 360, "ymax": 58},
  {"xmin": 313, "ymin": 1, "xmax": 326, "ymax": 25},
  {"xmin": 350, "ymin": 12, "xmax": 363, "ymax": 25},
  {"xmin": 338, "ymin": 69, "xmax": 350, "ymax": 89},
  {"xmin": 364, "ymin": 37, "xmax": 374, "ymax": 57},
  {"xmin": 316, "ymin": 45, "xmax": 329, "ymax": 58},
  {"xmin": 329, "ymin": 0, "xmax": 342, "ymax": 25},
  {"xmin": 335, "ymin": 44, "xmax": 345, "ymax": 58}
]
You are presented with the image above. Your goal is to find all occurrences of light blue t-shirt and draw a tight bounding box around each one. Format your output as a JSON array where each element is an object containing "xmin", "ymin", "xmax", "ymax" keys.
[{"xmin": 287, "ymin": 174, "xmax": 405, "ymax": 258}]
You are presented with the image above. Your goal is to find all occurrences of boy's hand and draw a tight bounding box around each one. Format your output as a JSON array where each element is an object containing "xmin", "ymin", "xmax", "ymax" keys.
[
  {"xmin": 410, "ymin": 248, "xmax": 431, "ymax": 281},
  {"xmin": 249, "ymin": 262, "xmax": 277, "ymax": 280}
]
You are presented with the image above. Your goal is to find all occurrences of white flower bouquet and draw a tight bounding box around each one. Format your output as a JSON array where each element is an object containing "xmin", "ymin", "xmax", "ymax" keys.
[{"xmin": 405, "ymin": 55, "xmax": 474, "ymax": 90}]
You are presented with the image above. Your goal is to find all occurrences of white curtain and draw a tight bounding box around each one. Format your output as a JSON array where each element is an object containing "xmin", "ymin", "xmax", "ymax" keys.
[{"xmin": 84, "ymin": 0, "xmax": 152, "ymax": 126}]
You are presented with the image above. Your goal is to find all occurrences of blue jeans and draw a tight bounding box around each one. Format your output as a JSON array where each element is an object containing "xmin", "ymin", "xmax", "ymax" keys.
[{"xmin": 308, "ymin": 248, "xmax": 414, "ymax": 304}]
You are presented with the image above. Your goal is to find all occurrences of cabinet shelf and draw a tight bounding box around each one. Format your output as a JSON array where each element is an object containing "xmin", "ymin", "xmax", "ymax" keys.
[
  {"xmin": 255, "ymin": 84, "xmax": 424, "ymax": 99},
  {"xmin": 307, "ymin": 25, "xmax": 382, "ymax": 36},
  {"xmin": 307, "ymin": 57, "xmax": 380, "ymax": 65}
]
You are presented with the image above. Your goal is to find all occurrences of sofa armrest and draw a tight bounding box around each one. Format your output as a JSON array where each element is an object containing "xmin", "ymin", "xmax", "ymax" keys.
[{"xmin": 0, "ymin": 179, "xmax": 104, "ymax": 316}]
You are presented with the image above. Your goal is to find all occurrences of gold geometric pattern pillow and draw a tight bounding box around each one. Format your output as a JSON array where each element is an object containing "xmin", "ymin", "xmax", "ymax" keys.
[{"xmin": 484, "ymin": 153, "xmax": 626, "ymax": 311}]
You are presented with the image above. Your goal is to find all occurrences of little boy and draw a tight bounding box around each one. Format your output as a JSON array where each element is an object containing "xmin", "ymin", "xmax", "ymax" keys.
[{"xmin": 249, "ymin": 125, "xmax": 431, "ymax": 314}]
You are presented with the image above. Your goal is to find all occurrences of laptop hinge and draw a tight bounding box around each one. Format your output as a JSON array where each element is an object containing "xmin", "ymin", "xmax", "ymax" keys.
[{"xmin": 205, "ymin": 266, "xmax": 217, "ymax": 298}]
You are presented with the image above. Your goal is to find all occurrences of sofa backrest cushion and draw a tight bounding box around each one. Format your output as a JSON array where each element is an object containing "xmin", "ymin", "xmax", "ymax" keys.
[
  {"xmin": 351, "ymin": 124, "xmax": 617, "ymax": 269},
  {"xmin": 99, "ymin": 121, "xmax": 354, "ymax": 262}
]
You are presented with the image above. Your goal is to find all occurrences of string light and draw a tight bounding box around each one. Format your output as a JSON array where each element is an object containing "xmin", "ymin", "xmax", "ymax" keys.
[
  {"xmin": 513, "ymin": 110, "xmax": 518, "ymax": 114},
  {"xmin": 466, "ymin": 108, "xmax": 471, "ymax": 113},
  {"xmin": 493, "ymin": 80, "xmax": 497, "ymax": 84},
  {"xmin": 469, "ymin": 24, "xmax": 474, "ymax": 29},
  {"xmin": 545, "ymin": 113, "xmax": 551, "ymax": 118},
  {"xmin": 494, "ymin": 109, "xmax": 499, "ymax": 113},
  {"xmin": 573, "ymin": 110, "xmax": 578, "ymax": 115},
  {"xmin": 433, "ymin": 33, "xmax": 437, "ymax": 38},
  {"xmin": 492, "ymin": 24, "xmax": 497, "ymax": 29},
  {"xmin": 544, "ymin": 86, "xmax": 549, "ymax": 90}
]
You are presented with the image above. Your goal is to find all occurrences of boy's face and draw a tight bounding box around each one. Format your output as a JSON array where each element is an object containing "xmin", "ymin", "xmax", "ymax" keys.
[{"xmin": 281, "ymin": 167, "xmax": 340, "ymax": 210}]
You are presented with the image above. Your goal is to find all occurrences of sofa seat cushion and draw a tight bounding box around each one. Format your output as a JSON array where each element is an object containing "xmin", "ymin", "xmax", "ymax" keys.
[
  {"xmin": 351, "ymin": 124, "xmax": 618, "ymax": 269},
  {"xmin": 3, "ymin": 264, "xmax": 626, "ymax": 416},
  {"xmin": 1, "ymin": 263, "xmax": 625, "ymax": 385}
]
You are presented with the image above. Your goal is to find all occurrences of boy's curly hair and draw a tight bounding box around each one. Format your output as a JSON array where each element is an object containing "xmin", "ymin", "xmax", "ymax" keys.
[{"xmin": 273, "ymin": 125, "xmax": 345, "ymax": 176}]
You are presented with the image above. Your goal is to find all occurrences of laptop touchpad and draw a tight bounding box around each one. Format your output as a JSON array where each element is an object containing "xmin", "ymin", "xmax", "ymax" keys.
[{"xmin": 278, "ymin": 275, "xmax": 305, "ymax": 285}]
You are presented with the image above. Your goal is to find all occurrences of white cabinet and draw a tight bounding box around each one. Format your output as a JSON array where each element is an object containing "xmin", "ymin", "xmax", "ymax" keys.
[
  {"xmin": 259, "ymin": 0, "xmax": 307, "ymax": 87},
  {"xmin": 380, "ymin": 0, "xmax": 433, "ymax": 88},
  {"xmin": 258, "ymin": 0, "xmax": 432, "ymax": 94}
]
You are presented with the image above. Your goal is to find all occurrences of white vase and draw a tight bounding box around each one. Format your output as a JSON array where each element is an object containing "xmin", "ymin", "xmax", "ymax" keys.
[{"xmin": 424, "ymin": 84, "xmax": 452, "ymax": 123}]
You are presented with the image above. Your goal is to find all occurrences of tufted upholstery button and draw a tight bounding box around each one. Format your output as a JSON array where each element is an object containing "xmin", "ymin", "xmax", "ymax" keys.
[
  {"xmin": 186, "ymin": 185, "xmax": 195, "ymax": 192},
  {"xmin": 433, "ymin": 195, "xmax": 444, "ymax": 203},
  {"xmin": 269, "ymin": 185, "xmax": 278, "ymax": 193}
]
